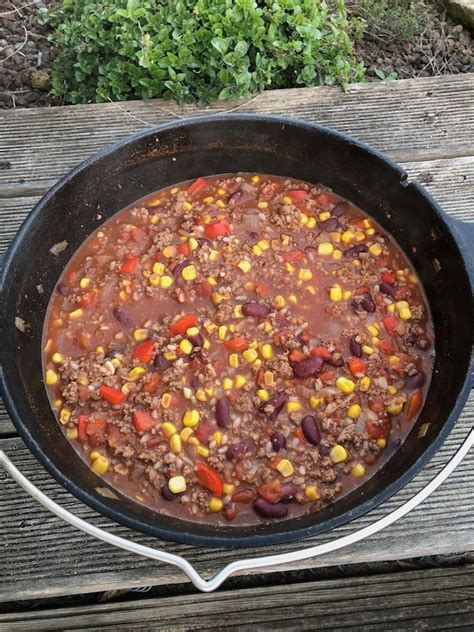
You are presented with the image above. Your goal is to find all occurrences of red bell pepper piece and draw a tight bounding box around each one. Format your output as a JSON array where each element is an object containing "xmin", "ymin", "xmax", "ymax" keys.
[
  {"xmin": 382, "ymin": 315, "xmax": 399, "ymax": 334},
  {"xmin": 285, "ymin": 190, "xmax": 308, "ymax": 202},
  {"xmin": 132, "ymin": 410, "xmax": 157, "ymax": 433},
  {"xmin": 314, "ymin": 192, "xmax": 330, "ymax": 206},
  {"xmin": 131, "ymin": 339, "xmax": 155, "ymax": 363},
  {"xmin": 187, "ymin": 177, "xmax": 207, "ymax": 196},
  {"xmin": 99, "ymin": 385, "xmax": 126, "ymax": 405},
  {"xmin": 77, "ymin": 415, "xmax": 89, "ymax": 443},
  {"xmin": 79, "ymin": 291, "xmax": 96, "ymax": 309},
  {"xmin": 348, "ymin": 357, "xmax": 367, "ymax": 376},
  {"xmin": 366, "ymin": 417, "xmax": 391, "ymax": 440},
  {"xmin": 142, "ymin": 372, "xmax": 160, "ymax": 394},
  {"xmin": 224, "ymin": 337, "xmax": 249, "ymax": 352},
  {"xmin": 310, "ymin": 346, "xmax": 331, "ymax": 360},
  {"xmin": 86, "ymin": 419, "xmax": 107, "ymax": 446},
  {"xmin": 377, "ymin": 338, "xmax": 395, "ymax": 355},
  {"xmin": 257, "ymin": 478, "xmax": 281, "ymax": 503},
  {"xmin": 381, "ymin": 271, "xmax": 396, "ymax": 284},
  {"xmin": 195, "ymin": 462, "xmax": 224, "ymax": 495},
  {"xmin": 204, "ymin": 219, "xmax": 231, "ymax": 239},
  {"xmin": 169, "ymin": 314, "xmax": 197, "ymax": 335},
  {"xmin": 120, "ymin": 255, "xmax": 138, "ymax": 274},
  {"xmin": 320, "ymin": 370, "xmax": 335, "ymax": 382},
  {"xmin": 283, "ymin": 250, "xmax": 305, "ymax": 263},
  {"xmin": 176, "ymin": 242, "xmax": 190, "ymax": 256},
  {"xmin": 406, "ymin": 389, "xmax": 423, "ymax": 421}
]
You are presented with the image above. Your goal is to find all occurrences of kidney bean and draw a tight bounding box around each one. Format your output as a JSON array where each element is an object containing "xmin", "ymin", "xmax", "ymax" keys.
[
  {"xmin": 301, "ymin": 415, "xmax": 321, "ymax": 445},
  {"xmin": 319, "ymin": 443, "xmax": 331, "ymax": 456},
  {"xmin": 270, "ymin": 431, "xmax": 287, "ymax": 451},
  {"xmin": 153, "ymin": 352, "xmax": 168, "ymax": 371},
  {"xmin": 361, "ymin": 293, "xmax": 376, "ymax": 313},
  {"xmin": 259, "ymin": 391, "xmax": 287, "ymax": 421},
  {"xmin": 56, "ymin": 282, "xmax": 70, "ymax": 296},
  {"xmin": 379, "ymin": 282, "xmax": 397, "ymax": 297},
  {"xmin": 226, "ymin": 441, "xmax": 252, "ymax": 461},
  {"xmin": 279, "ymin": 483, "xmax": 297, "ymax": 503},
  {"xmin": 332, "ymin": 202, "xmax": 349, "ymax": 217},
  {"xmin": 223, "ymin": 503, "xmax": 238, "ymax": 521},
  {"xmin": 343, "ymin": 244, "xmax": 368, "ymax": 258},
  {"xmin": 253, "ymin": 499, "xmax": 288, "ymax": 519},
  {"xmin": 318, "ymin": 217, "xmax": 339, "ymax": 232},
  {"xmin": 161, "ymin": 484, "xmax": 181, "ymax": 501},
  {"xmin": 232, "ymin": 488, "xmax": 255, "ymax": 504},
  {"xmin": 112, "ymin": 307, "xmax": 133, "ymax": 328},
  {"xmin": 406, "ymin": 371, "xmax": 426, "ymax": 389},
  {"xmin": 188, "ymin": 333, "xmax": 204, "ymax": 348},
  {"xmin": 292, "ymin": 355, "xmax": 323, "ymax": 378},
  {"xmin": 216, "ymin": 397, "xmax": 230, "ymax": 428},
  {"xmin": 349, "ymin": 335, "xmax": 362, "ymax": 357},
  {"xmin": 242, "ymin": 302, "xmax": 271, "ymax": 318}
]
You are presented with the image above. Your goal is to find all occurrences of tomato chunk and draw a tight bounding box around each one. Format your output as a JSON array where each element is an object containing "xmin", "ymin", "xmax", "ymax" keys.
[
  {"xmin": 382, "ymin": 315, "xmax": 399, "ymax": 334},
  {"xmin": 142, "ymin": 372, "xmax": 160, "ymax": 394},
  {"xmin": 283, "ymin": 250, "xmax": 305, "ymax": 263},
  {"xmin": 348, "ymin": 357, "xmax": 366, "ymax": 376},
  {"xmin": 257, "ymin": 478, "xmax": 281, "ymax": 503},
  {"xmin": 79, "ymin": 291, "xmax": 96, "ymax": 309},
  {"xmin": 132, "ymin": 339, "xmax": 155, "ymax": 363},
  {"xmin": 224, "ymin": 337, "xmax": 249, "ymax": 352},
  {"xmin": 377, "ymin": 338, "xmax": 395, "ymax": 355},
  {"xmin": 77, "ymin": 415, "xmax": 89, "ymax": 443},
  {"xmin": 86, "ymin": 419, "xmax": 107, "ymax": 446},
  {"xmin": 406, "ymin": 389, "xmax": 423, "ymax": 421},
  {"xmin": 310, "ymin": 346, "xmax": 331, "ymax": 361},
  {"xmin": 187, "ymin": 177, "xmax": 207, "ymax": 196},
  {"xmin": 381, "ymin": 271, "xmax": 396, "ymax": 284},
  {"xmin": 133, "ymin": 410, "xmax": 157, "ymax": 433},
  {"xmin": 169, "ymin": 314, "xmax": 197, "ymax": 335},
  {"xmin": 366, "ymin": 417, "xmax": 391, "ymax": 439},
  {"xmin": 177, "ymin": 242, "xmax": 190, "ymax": 256},
  {"xmin": 195, "ymin": 462, "xmax": 224, "ymax": 495},
  {"xmin": 204, "ymin": 219, "xmax": 231, "ymax": 239},
  {"xmin": 120, "ymin": 255, "xmax": 138, "ymax": 274},
  {"xmin": 99, "ymin": 385, "xmax": 126, "ymax": 405},
  {"xmin": 285, "ymin": 190, "xmax": 308, "ymax": 202}
]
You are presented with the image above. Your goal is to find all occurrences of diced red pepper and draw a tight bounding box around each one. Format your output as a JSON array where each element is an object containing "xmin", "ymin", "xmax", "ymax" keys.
[
  {"xmin": 195, "ymin": 462, "xmax": 224, "ymax": 495},
  {"xmin": 204, "ymin": 219, "xmax": 231, "ymax": 239},
  {"xmin": 99, "ymin": 385, "xmax": 126, "ymax": 406},
  {"xmin": 187, "ymin": 177, "xmax": 207, "ymax": 196},
  {"xmin": 314, "ymin": 192, "xmax": 330, "ymax": 206},
  {"xmin": 131, "ymin": 339, "xmax": 155, "ymax": 363},
  {"xmin": 377, "ymin": 338, "xmax": 396, "ymax": 355},
  {"xmin": 382, "ymin": 315, "xmax": 399, "ymax": 334},
  {"xmin": 381, "ymin": 271, "xmax": 396, "ymax": 284},
  {"xmin": 224, "ymin": 337, "xmax": 249, "ymax": 352},
  {"xmin": 348, "ymin": 357, "xmax": 367, "ymax": 376},
  {"xmin": 177, "ymin": 242, "xmax": 190, "ymax": 256},
  {"xmin": 255, "ymin": 282, "xmax": 267, "ymax": 298},
  {"xmin": 199, "ymin": 280, "xmax": 214, "ymax": 298},
  {"xmin": 132, "ymin": 410, "xmax": 157, "ymax": 433},
  {"xmin": 320, "ymin": 370, "xmax": 335, "ymax": 382},
  {"xmin": 120, "ymin": 255, "xmax": 138, "ymax": 274},
  {"xmin": 232, "ymin": 488, "xmax": 255, "ymax": 504},
  {"xmin": 78, "ymin": 385, "xmax": 90, "ymax": 404},
  {"xmin": 283, "ymin": 250, "xmax": 305, "ymax": 263},
  {"xmin": 288, "ymin": 349, "xmax": 306, "ymax": 364},
  {"xmin": 194, "ymin": 419, "xmax": 215, "ymax": 444},
  {"xmin": 406, "ymin": 389, "xmax": 423, "ymax": 421},
  {"xmin": 79, "ymin": 291, "xmax": 96, "ymax": 309},
  {"xmin": 169, "ymin": 314, "xmax": 197, "ymax": 335},
  {"xmin": 257, "ymin": 478, "xmax": 281, "ymax": 503},
  {"xmin": 142, "ymin": 372, "xmax": 160, "ymax": 394},
  {"xmin": 285, "ymin": 190, "xmax": 308, "ymax": 202},
  {"xmin": 366, "ymin": 417, "xmax": 391, "ymax": 440},
  {"xmin": 77, "ymin": 415, "xmax": 88, "ymax": 443},
  {"xmin": 86, "ymin": 419, "xmax": 107, "ymax": 447},
  {"xmin": 260, "ymin": 181, "xmax": 284, "ymax": 198},
  {"xmin": 310, "ymin": 346, "xmax": 331, "ymax": 360}
]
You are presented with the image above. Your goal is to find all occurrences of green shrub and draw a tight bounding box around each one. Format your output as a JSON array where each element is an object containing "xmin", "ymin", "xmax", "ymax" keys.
[
  {"xmin": 41, "ymin": 0, "xmax": 364, "ymax": 105},
  {"xmin": 350, "ymin": 0, "xmax": 429, "ymax": 43}
]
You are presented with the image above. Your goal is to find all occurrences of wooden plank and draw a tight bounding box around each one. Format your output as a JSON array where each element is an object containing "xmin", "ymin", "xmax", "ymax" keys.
[
  {"xmin": 0, "ymin": 393, "xmax": 472, "ymax": 602},
  {"xmin": 0, "ymin": 567, "xmax": 473, "ymax": 631},
  {"xmin": 0, "ymin": 409, "xmax": 14, "ymax": 437},
  {"xmin": 0, "ymin": 75, "xmax": 473, "ymax": 197}
]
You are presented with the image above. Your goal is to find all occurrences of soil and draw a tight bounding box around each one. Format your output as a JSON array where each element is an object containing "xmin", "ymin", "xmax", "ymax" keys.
[{"xmin": 0, "ymin": 0, "xmax": 473, "ymax": 110}]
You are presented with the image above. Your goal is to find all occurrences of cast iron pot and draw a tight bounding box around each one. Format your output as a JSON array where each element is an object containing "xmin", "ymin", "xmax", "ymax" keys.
[{"xmin": 1, "ymin": 115, "xmax": 473, "ymax": 548}]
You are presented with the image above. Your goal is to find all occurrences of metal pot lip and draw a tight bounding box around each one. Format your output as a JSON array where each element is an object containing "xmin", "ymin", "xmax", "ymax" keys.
[{"xmin": 1, "ymin": 113, "xmax": 473, "ymax": 548}]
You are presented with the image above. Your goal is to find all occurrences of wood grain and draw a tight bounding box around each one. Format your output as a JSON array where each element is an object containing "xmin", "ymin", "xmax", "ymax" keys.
[
  {"xmin": 0, "ymin": 75, "xmax": 473, "ymax": 198},
  {"xmin": 0, "ymin": 394, "xmax": 472, "ymax": 602},
  {"xmin": 1, "ymin": 567, "xmax": 473, "ymax": 631}
]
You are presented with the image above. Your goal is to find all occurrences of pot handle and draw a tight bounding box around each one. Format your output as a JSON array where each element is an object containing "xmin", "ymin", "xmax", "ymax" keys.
[
  {"xmin": 446, "ymin": 216, "xmax": 474, "ymax": 296},
  {"xmin": 1, "ymin": 427, "xmax": 473, "ymax": 593}
]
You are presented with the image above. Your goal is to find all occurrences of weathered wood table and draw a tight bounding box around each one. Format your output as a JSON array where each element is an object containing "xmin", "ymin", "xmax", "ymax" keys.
[{"xmin": 0, "ymin": 74, "xmax": 473, "ymax": 630}]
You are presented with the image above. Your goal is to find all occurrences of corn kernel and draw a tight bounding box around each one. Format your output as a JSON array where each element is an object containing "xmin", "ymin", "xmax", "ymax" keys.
[
  {"xmin": 257, "ymin": 239, "xmax": 270, "ymax": 250},
  {"xmin": 198, "ymin": 446, "xmax": 210, "ymax": 457},
  {"xmin": 288, "ymin": 294, "xmax": 298, "ymax": 305},
  {"xmin": 257, "ymin": 201, "xmax": 268, "ymax": 209},
  {"xmin": 319, "ymin": 211, "xmax": 331, "ymax": 221},
  {"xmin": 242, "ymin": 348, "xmax": 258, "ymax": 364},
  {"xmin": 133, "ymin": 328, "xmax": 148, "ymax": 341},
  {"xmin": 309, "ymin": 395, "xmax": 323, "ymax": 408},
  {"xmin": 209, "ymin": 497, "xmax": 223, "ymax": 512},
  {"xmin": 369, "ymin": 243, "xmax": 382, "ymax": 256},
  {"xmin": 329, "ymin": 286, "xmax": 343, "ymax": 302},
  {"xmin": 260, "ymin": 343, "xmax": 273, "ymax": 360},
  {"xmin": 377, "ymin": 438, "xmax": 387, "ymax": 449},
  {"xmin": 276, "ymin": 459, "xmax": 294, "ymax": 477},
  {"xmin": 330, "ymin": 444, "xmax": 348, "ymax": 463},
  {"xmin": 212, "ymin": 292, "xmax": 223, "ymax": 305},
  {"xmin": 355, "ymin": 231, "xmax": 366, "ymax": 242},
  {"xmin": 362, "ymin": 345, "xmax": 374, "ymax": 355},
  {"xmin": 386, "ymin": 398, "xmax": 405, "ymax": 415},
  {"xmin": 69, "ymin": 308, "xmax": 83, "ymax": 320},
  {"xmin": 79, "ymin": 277, "xmax": 91, "ymax": 289},
  {"xmin": 182, "ymin": 265, "xmax": 197, "ymax": 281},
  {"xmin": 168, "ymin": 434, "xmax": 182, "ymax": 454},
  {"xmin": 333, "ymin": 249, "xmax": 342, "ymax": 261},
  {"xmin": 352, "ymin": 259, "xmax": 361, "ymax": 268},
  {"xmin": 359, "ymin": 376, "xmax": 371, "ymax": 392},
  {"xmin": 45, "ymin": 369, "xmax": 59, "ymax": 386},
  {"xmin": 282, "ymin": 195, "xmax": 292, "ymax": 205},
  {"xmin": 52, "ymin": 318, "xmax": 63, "ymax": 328},
  {"xmin": 163, "ymin": 245, "xmax": 177, "ymax": 258},
  {"xmin": 366, "ymin": 323, "xmax": 379, "ymax": 336},
  {"xmin": 234, "ymin": 375, "xmax": 247, "ymax": 389},
  {"xmin": 195, "ymin": 388, "xmax": 207, "ymax": 402},
  {"xmin": 305, "ymin": 485, "xmax": 320, "ymax": 501},
  {"xmin": 399, "ymin": 307, "xmax": 412, "ymax": 320},
  {"xmin": 318, "ymin": 242, "xmax": 334, "ymax": 256},
  {"xmin": 111, "ymin": 358, "xmax": 121, "ymax": 368},
  {"xmin": 183, "ymin": 410, "xmax": 200, "ymax": 427},
  {"xmin": 336, "ymin": 377, "xmax": 355, "ymax": 394},
  {"xmin": 91, "ymin": 455, "xmax": 109, "ymax": 475},
  {"xmin": 128, "ymin": 367, "xmax": 145, "ymax": 381},
  {"xmin": 161, "ymin": 422, "xmax": 177, "ymax": 439},
  {"xmin": 306, "ymin": 286, "xmax": 316, "ymax": 296},
  {"xmin": 273, "ymin": 295, "xmax": 286, "ymax": 309},
  {"xmin": 257, "ymin": 389, "xmax": 269, "ymax": 402},
  {"xmin": 164, "ymin": 351, "xmax": 177, "ymax": 361},
  {"xmin": 66, "ymin": 427, "xmax": 78, "ymax": 441},
  {"xmin": 388, "ymin": 355, "xmax": 400, "ymax": 367},
  {"xmin": 304, "ymin": 216, "xmax": 315, "ymax": 229},
  {"xmin": 53, "ymin": 399, "xmax": 62, "ymax": 409},
  {"xmin": 121, "ymin": 382, "xmax": 135, "ymax": 395},
  {"xmin": 203, "ymin": 339, "xmax": 210, "ymax": 350},
  {"xmin": 215, "ymin": 199, "xmax": 225, "ymax": 208},
  {"xmin": 160, "ymin": 275, "xmax": 173, "ymax": 289},
  {"xmin": 252, "ymin": 244, "xmax": 263, "ymax": 257},
  {"xmin": 95, "ymin": 346, "xmax": 105, "ymax": 354},
  {"xmin": 387, "ymin": 385, "xmax": 398, "ymax": 395},
  {"xmin": 178, "ymin": 339, "xmax": 193, "ymax": 355},
  {"xmin": 149, "ymin": 214, "xmax": 160, "ymax": 224},
  {"xmin": 118, "ymin": 290, "xmax": 127, "ymax": 301},
  {"xmin": 299, "ymin": 213, "xmax": 308, "ymax": 226},
  {"xmin": 285, "ymin": 262, "xmax": 295, "ymax": 274},
  {"xmin": 264, "ymin": 370, "xmax": 275, "ymax": 387},
  {"xmin": 298, "ymin": 268, "xmax": 313, "ymax": 281},
  {"xmin": 222, "ymin": 377, "xmax": 233, "ymax": 390},
  {"xmin": 366, "ymin": 227, "xmax": 375, "ymax": 235},
  {"xmin": 217, "ymin": 325, "xmax": 227, "ymax": 341},
  {"xmin": 178, "ymin": 428, "xmax": 192, "ymax": 444},
  {"xmin": 347, "ymin": 404, "xmax": 361, "ymax": 420},
  {"xmin": 352, "ymin": 463, "xmax": 366, "ymax": 478},
  {"xmin": 228, "ymin": 353, "xmax": 239, "ymax": 369},
  {"xmin": 51, "ymin": 352, "xmax": 64, "ymax": 364},
  {"xmin": 287, "ymin": 401, "xmax": 302, "ymax": 413},
  {"xmin": 237, "ymin": 260, "xmax": 252, "ymax": 273},
  {"xmin": 396, "ymin": 300, "xmax": 409, "ymax": 309},
  {"xmin": 168, "ymin": 476, "xmax": 186, "ymax": 494},
  {"xmin": 161, "ymin": 392, "xmax": 172, "ymax": 408},
  {"xmin": 263, "ymin": 322, "xmax": 273, "ymax": 334},
  {"xmin": 223, "ymin": 483, "xmax": 235, "ymax": 495},
  {"xmin": 77, "ymin": 376, "xmax": 89, "ymax": 386},
  {"xmin": 59, "ymin": 407, "xmax": 71, "ymax": 425}
]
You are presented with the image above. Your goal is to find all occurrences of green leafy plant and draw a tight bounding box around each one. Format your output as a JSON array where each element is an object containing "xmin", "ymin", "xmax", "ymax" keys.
[
  {"xmin": 40, "ymin": 0, "xmax": 364, "ymax": 105},
  {"xmin": 374, "ymin": 68, "xmax": 398, "ymax": 81}
]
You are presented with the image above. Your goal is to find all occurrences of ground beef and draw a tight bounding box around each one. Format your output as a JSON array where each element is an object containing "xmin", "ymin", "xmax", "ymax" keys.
[{"xmin": 266, "ymin": 354, "xmax": 293, "ymax": 379}]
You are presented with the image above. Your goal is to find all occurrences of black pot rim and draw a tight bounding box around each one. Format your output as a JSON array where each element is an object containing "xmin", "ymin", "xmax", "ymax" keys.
[{"xmin": 1, "ymin": 113, "xmax": 473, "ymax": 548}]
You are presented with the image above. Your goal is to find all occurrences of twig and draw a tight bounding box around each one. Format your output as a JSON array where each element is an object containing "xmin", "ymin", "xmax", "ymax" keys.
[
  {"xmin": 221, "ymin": 93, "xmax": 262, "ymax": 113},
  {"xmin": 0, "ymin": 24, "xmax": 28, "ymax": 64},
  {"xmin": 0, "ymin": 0, "xmax": 40, "ymax": 17}
]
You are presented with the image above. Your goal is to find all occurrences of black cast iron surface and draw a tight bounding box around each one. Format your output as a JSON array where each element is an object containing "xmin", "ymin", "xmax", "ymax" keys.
[{"xmin": 0, "ymin": 115, "xmax": 473, "ymax": 547}]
